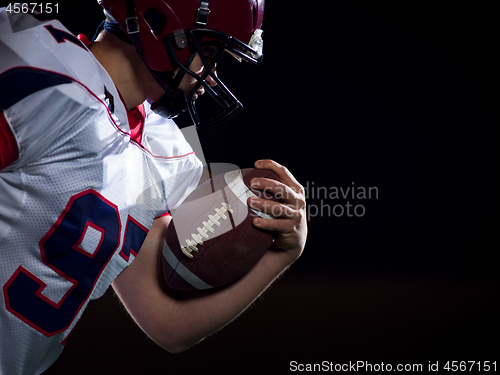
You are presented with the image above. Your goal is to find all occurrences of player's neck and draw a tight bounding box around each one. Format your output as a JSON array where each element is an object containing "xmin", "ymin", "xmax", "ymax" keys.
[{"xmin": 90, "ymin": 33, "xmax": 147, "ymax": 111}]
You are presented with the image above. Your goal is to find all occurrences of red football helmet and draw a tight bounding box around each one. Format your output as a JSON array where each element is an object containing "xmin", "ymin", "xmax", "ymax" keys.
[{"xmin": 98, "ymin": 0, "xmax": 265, "ymax": 129}]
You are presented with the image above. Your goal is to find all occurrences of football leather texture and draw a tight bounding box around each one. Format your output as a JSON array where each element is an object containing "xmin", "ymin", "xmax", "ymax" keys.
[{"xmin": 162, "ymin": 168, "xmax": 279, "ymax": 291}]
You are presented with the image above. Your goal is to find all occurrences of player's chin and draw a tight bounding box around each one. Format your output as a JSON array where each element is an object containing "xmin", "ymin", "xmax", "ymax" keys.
[{"xmin": 191, "ymin": 90, "xmax": 204, "ymax": 101}]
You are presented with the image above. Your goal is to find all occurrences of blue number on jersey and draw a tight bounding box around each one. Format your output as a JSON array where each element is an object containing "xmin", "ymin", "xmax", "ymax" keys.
[{"xmin": 4, "ymin": 189, "xmax": 148, "ymax": 337}]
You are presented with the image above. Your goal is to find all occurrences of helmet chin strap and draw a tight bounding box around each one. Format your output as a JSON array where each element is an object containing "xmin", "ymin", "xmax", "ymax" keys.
[
  {"xmin": 148, "ymin": 49, "xmax": 198, "ymax": 122},
  {"xmin": 116, "ymin": 0, "xmax": 189, "ymax": 120},
  {"xmin": 102, "ymin": 21, "xmax": 133, "ymax": 45},
  {"xmin": 99, "ymin": 18, "xmax": 190, "ymax": 121},
  {"xmin": 119, "ymin": 0, "xmax": 242, "ymax": 129},
  {"xmin": 149, "ymin": 87, "xmax": 188, "ymax": 120}
]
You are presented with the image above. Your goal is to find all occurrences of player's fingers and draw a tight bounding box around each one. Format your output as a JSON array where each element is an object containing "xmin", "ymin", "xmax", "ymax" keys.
[
  {"xmin": 252, "ymin": 216, "xmax": 296, "ymax": 234},
  {"xmin": 254, "ymin": 160, "xmax": 305, "ymax": 196},
  {"xmin": 250, "ymin": 177, "xmax": 306, "ymax": 210}
]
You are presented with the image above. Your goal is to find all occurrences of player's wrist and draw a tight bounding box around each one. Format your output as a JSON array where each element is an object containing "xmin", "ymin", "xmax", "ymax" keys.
[{"xmin": 266, "ymin": 242, "xmax": 302, "ymax": 269}]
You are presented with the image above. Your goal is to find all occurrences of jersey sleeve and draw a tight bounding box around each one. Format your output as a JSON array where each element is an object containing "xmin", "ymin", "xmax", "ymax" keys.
[
  {"xmin": 0, "ymin": 10, "xmax": 108, "ymax": 171},
  {"xmin": 142, "ymin": 104, "xmax": 204, "ymax": 217}
]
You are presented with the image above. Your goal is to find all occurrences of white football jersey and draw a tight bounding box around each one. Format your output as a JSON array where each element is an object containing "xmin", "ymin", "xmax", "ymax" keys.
[{"xmin": 0, "ymin": 9, "xmax": 202, "ymax": 375}]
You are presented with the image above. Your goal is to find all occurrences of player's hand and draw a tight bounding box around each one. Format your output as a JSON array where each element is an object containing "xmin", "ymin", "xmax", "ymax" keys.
[{"xmin": 248, "ymin": 160, "xmax": 307, "ymax": 263}]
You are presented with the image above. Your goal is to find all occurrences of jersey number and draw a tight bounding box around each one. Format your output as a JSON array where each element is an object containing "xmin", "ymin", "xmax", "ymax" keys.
[{"xmin": 3, "ymin": 190, "xmax": 148, "ymax": 338}]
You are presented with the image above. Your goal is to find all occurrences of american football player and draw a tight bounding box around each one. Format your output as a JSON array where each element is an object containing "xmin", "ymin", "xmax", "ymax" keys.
[{"xmin": 0, "ymin": 1, "xmax": 307, "ymax": 373}]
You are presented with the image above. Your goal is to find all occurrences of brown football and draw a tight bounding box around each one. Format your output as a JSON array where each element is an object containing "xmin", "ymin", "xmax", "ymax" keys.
[{"xmin": 162, "ymin": 168, "xmax": 279, "ymax": 291}]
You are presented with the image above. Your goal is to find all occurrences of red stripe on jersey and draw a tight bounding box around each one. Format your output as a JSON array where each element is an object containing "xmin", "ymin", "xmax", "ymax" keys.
[
  {"xmin": 127, "ymin": 103, "xmax": 146, "ymax": 144},
  {"xmin": 0, "ymin": 112, "xmax": 19, "ymax": 170},
  {"xmin": 156, "ymin": 211, "xmax": 171, "ymax": 219}
]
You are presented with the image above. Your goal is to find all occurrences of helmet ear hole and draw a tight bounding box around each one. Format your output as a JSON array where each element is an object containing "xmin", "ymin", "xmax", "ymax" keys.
[{"xmin": 144, "ymin": 8, "xmax": 167, "ymax": 37}]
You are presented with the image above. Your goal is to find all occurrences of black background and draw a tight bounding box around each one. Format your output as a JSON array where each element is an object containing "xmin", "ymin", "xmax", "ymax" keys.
[{"xmin": 5, "ymin": 1, "xmax": 497, "ymax": 373}]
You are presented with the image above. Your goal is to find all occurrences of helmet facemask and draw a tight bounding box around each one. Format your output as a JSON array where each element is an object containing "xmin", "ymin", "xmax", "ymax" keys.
[
  {"xmin": 99, "ymin": 0, "xmax": 264, "ymax": 129},
  {"xmin": 152, "ymin": 28, "xmax": 263, "ymax": 129}
]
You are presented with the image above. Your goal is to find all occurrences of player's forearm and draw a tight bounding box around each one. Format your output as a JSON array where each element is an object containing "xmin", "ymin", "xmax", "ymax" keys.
[
  {"xmin": 112, "ymin": 216, "xmax": 296, "ymax": 353},
  {"xmin": 165, "ymin": 248, "xmax": 295, "ymax": 351}
]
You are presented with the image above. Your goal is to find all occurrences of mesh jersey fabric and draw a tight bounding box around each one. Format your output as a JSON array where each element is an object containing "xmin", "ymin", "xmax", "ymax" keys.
[{"xmin": 0, "ymin": 8, "xmax": 202, "ymax": 374}]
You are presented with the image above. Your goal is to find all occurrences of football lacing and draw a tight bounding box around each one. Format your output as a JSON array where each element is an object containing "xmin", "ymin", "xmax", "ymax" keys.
[{"xmin": 181, "ymin": 202, "xmax": 234, "ymax": 258}]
